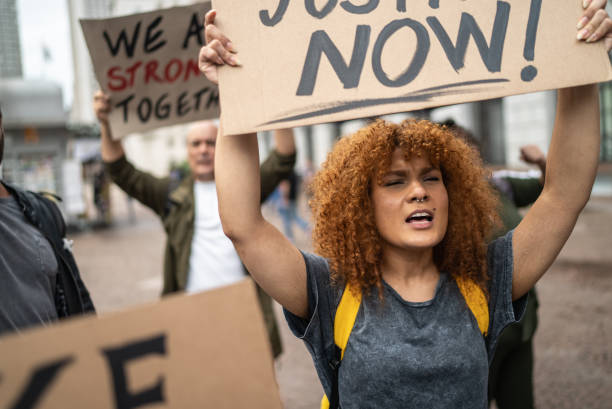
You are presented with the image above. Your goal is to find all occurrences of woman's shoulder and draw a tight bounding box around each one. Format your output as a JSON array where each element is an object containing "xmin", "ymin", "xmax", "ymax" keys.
[
  {"xmin": 486, "ymin": 229, "xmax": 516, "ymax": 302},
  {"xmin": 487, "ymin": 229, "xmax": 514, "ymax": 269},
  {"xmin": 299, "ymin": 250, "xmax": 344, "ymax": 300},
  {"xmin": 300, "ymin": 250, "xmax": 331, "ymax": 274}
]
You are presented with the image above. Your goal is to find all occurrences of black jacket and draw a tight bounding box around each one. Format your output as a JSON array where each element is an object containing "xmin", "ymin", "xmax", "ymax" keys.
[{"xmin": 4, "ymin": 182, "xmax": 95, "ymax": 318}]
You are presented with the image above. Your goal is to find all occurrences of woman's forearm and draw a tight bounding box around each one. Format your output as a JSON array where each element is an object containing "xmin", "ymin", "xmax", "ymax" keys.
[
  {"xmin": 215, "ymin": 129, "xmax": 265, "ymax": 242},
  {"xmin": 544, "ymin": 84, "xmax": 600, "ymax": 211}
]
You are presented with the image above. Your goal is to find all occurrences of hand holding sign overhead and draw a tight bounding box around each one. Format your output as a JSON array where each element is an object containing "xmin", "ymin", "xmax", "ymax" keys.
[
  {"xmin": 578, "ymin": 0, "xmax": 612, "ymax": 50},
  {"xmin": 207, "ymin": 0, "xmax": 612, "ymax": 136},
  {"xmin": 94, "ymin": 90, "xmax": 126, "ymax": 163},
  {"xmin": 93, "ymin": 90, "xmax": 111, "ymax": 124},
  {"xmin": 198, "ymin": 9, "xmax": 240, "ymax": 85}
]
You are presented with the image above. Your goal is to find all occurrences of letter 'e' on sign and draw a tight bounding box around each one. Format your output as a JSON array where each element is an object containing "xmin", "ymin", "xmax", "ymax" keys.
[
  {"xmin": 0, "ymin": 279, "xmax": 282, "ymax": 409},
  {"xmin": 213, "ymin": 0, "xmax": 612, "ymax": 136},
  {"xmin": 80, "ymin": 2, "xmax": 219, "ymax": 138}
]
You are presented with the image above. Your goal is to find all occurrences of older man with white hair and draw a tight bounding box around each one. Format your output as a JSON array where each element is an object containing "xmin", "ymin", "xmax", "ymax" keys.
[{"xmin": 94, "ymin": 91, "xmax": 295, "ymax": 357}]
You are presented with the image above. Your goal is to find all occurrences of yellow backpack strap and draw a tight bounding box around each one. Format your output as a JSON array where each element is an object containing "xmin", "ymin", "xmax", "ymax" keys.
[
  {"xmin": 455, "ymin": 276, "xmax": 489, "ymax": 336},
  {"xmin": 321, "ymin": 283, "xmax": 362, "ymax": 409}
]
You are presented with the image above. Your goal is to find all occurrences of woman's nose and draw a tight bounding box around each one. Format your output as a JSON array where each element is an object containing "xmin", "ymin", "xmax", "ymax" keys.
[{"xmin": 407, "ymin": 182, "xmax": 428, "ymax": 203}]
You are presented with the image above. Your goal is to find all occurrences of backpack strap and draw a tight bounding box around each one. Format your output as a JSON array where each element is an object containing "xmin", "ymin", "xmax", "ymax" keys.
[
  {"xmin": 35, "ymin": 192, "xmax": 66, "ymax": 238},
  {"xmin": 321, "ymin": 283, "xmax": 361, "ymax": 409},
  {"xmin": 334, "ymin": 284, "xmax": 362, "ymax": 359},
  {"xmin": 455, "ymin": 276, "xmax": 489, "ymax": 336}
]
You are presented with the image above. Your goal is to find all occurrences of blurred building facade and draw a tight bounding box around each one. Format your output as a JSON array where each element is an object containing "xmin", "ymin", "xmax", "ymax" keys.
[
  {"xmin": 0, "ymin": 79, "xmax": 88, "ymax": 218},
  {"xmin": 0, "ymin": 0, "xmax": 23, "ymax": 78},
  {"xmin": 0, "ymin": 0, "xmax": 87, "ymax": 222},
  {"xmin": 67, "ymin": 0, "xmax": 111, "ymax": 126}
]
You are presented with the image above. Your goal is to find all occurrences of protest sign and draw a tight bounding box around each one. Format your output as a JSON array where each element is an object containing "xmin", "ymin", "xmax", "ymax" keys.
[
  {"xmin": 214, "ymin": 0, "xmax": 612, "ymax": 135},
  {"xmin": 80, "ymin": 2, "xmax": 218, "ymax": 138},
  {"xmin": 0, "ymin": 279, "xmax": 282, "ymax": 409}
]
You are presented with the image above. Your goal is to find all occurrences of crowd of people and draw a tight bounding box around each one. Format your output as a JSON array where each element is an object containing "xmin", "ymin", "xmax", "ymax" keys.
[{"xmin": 1, "ymin": 1, "xmax": 611, "ymax": 408}]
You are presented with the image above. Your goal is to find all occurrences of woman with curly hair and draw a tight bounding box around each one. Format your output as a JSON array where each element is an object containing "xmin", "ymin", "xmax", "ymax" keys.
[{"xmin": 198, "ymin": 2, "xmax": 612, "ymax": 407}]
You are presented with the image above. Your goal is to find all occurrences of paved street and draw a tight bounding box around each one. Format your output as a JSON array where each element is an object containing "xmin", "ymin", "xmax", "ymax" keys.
[{"xmin": 72, "ymin": 187, "xmax": 612, "ymax": 409}]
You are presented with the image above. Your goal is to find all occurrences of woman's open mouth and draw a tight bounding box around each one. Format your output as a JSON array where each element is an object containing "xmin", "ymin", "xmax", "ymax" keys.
[{"xmin": 406, "ymin": 210, "xmax": 434, "ymax": 229}]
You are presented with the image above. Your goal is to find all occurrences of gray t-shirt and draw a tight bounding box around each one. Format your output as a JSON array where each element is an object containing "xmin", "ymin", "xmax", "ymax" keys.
[
  {"xmin": 284, "ymin": 230, "xmax": 525, "ymax": 409},
  {"xmin": 0, "ymin": 195, "xmax": 58, "ymax": 336}
]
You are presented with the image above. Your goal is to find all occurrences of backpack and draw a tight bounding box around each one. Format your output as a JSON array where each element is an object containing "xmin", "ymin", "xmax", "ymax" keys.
[
  {"xmin": 321, "ymin": 277, "xmax": 489, "ymax": 409},
  {"xmin": 6, "ymin": 184, "xmax": 96, "ymax": 318}
]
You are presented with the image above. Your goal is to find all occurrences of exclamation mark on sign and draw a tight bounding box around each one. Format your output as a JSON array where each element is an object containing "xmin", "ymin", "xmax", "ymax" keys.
[
  {"xmin": 429, "ymin": 0, "xmax": 439, "ymax": 8},
  {"xmin": 521, "ymin": 0, "xmax": 542, "ymax": 82}
]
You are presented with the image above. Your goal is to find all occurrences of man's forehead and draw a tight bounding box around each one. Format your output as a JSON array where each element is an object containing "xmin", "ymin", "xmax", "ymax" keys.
[{"xmin": 187, "ymin": 121, "xmax": 217, "ymax": 143}]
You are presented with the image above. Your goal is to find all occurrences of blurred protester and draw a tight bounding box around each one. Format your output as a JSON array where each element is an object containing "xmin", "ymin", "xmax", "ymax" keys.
[
  {"xmin": 302, "ymin": 159, "xmax": 316, "ymax": 199},
  {"xmin": 445, "ymin": 120, "xmax": 543, "ymax": 409},
  {"xmin": 278, "ymin": 171, "xmax": 310, "ymax": 242},
  {"xmin": 93, "ymin": 91, "xmax": 296, "ymax": 357},
  {"xmin": 0, "ymin": 107, "xmax": 95, "ymax": 336},
  {"xmin": 93, "ymin": 163, "xmax": 111, "ymax": 227}
]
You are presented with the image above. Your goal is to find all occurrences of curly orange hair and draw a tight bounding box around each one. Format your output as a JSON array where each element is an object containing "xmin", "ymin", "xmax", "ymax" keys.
[{"xmin": 309, "ymin": 119, "xmax": 500, "ymax": 297}]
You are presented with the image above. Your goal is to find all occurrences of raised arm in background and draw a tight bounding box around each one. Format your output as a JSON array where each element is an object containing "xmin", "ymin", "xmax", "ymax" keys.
[
  {"xmin": 203, "ymin": 10, "xmax": 308, "ymax": 318},
  {"xmin": 259, "ymin": 128, "xmax": 297, "ymax": 201},
  {"xmin": 93, "ymin": 90, "xmax": 171, "ymax": 216},
  {"xmin": 93, "ymin": 90, "xmax": 125, "ymax": 162},
  {"xmin": 511, "ymin": 0, "xmax": 612, "ymax": 299},
  {"xmin": 520, "ymin": 144, "xmax": 547, "ymax": 184}
]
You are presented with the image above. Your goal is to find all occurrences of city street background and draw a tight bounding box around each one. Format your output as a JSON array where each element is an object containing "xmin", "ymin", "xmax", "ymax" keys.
[
  {"xmin": 1, "ymin": 0, "xmax": 611, "ymax": 407},
  {"xmin": 72, "ymin": 187, "xmax": 612, "ymax": 409}
]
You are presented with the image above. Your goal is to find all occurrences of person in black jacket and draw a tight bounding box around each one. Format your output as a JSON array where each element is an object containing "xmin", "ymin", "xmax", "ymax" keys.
[{"xmin": 0, "ymin": 107, "xmax": 94, "ymax": 336}]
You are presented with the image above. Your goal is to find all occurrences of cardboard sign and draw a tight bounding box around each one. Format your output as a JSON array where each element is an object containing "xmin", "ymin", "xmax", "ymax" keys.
[
  {"xmin": 80, "ymin": 3, "xmax": 218, "ymax": 138},
  {"xmin": 214, "ymin": 0, "xmax": 612, "ymax": 135},
  {"xmin": 0, "ymin": 279, "xmax": 282, "ymax": 409}
]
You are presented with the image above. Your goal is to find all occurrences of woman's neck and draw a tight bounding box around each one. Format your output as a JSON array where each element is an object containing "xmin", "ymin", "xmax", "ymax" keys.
[{"xmin": 380, "ymin": 245, "xmax": 440, "ymax": 302}]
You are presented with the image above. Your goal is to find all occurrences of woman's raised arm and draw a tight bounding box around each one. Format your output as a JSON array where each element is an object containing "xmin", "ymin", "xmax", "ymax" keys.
[
  {"xmin": 200, "ymin": 10, "xmax": 309, "ymax": 318},
  {"xmin": 512, "ymin": 0, "xmax": 612, "ymax": 300},
  {"xmin": 512, "ymin": 85, "xmax": 600, "ymax": 299}
]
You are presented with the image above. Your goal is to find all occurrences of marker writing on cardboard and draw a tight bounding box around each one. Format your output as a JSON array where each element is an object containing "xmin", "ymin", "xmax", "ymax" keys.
[
  {"xmin": 261, "ymin": 0, "xmax": 420, "ymax": 23},
  {"xmin": 100, "ymin": 12, "xmax": 217, "ymax": 125},
  {"xmin": 521, "ymin": 0, "xmax": 542, "ymax": 82},
  {"xmin": 296, "ymin": 1, "xmax": 510, "ymax": 96},
  {"xmin": 259, "ymin": 0, "xmax": 542, "ymax": 97},
  {"xmin": 6, "ymin": 334, "xmax": 167, "ymax": 409}
]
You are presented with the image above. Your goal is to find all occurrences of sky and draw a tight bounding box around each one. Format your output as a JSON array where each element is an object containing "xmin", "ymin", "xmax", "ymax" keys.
[{"xmin": 17, "ymin": 0, "xmax": 74, "ymax": 108}]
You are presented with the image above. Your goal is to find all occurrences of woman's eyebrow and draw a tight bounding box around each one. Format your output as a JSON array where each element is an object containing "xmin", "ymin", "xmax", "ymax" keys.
[
  {"xmin": 420, "ymin": 166, "xmax": 438, "ymax": 175},
  {"xmin": 383, "ymin": 166, "xmax": 439, "ymax": 178},
  {"xmin": 383, "ymin": 170, "xmax": 407, "ymax": 177}
]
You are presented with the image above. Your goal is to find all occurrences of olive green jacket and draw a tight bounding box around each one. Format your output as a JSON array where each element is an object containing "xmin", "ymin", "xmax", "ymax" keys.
[{"xmin": 105, "ymin": 150, "xmax": 296, "ymax": 357}]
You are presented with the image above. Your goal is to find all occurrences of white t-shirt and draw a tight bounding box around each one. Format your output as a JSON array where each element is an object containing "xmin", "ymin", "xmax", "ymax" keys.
[{"xmin": 185, "ymin": 181, "xmax": 245, "ymax": 293}]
